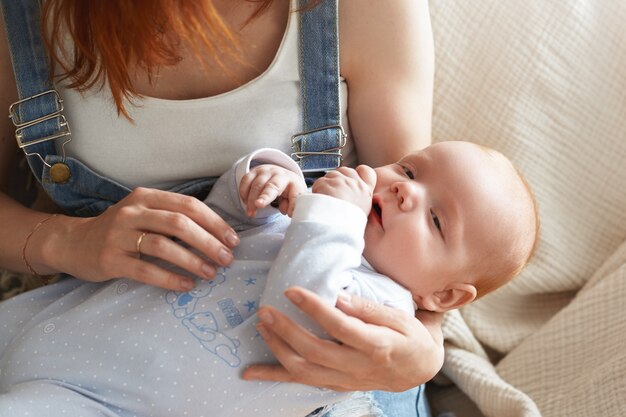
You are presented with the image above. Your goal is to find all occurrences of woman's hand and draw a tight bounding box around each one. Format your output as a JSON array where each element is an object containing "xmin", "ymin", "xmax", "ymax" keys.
[
  {"xmin": 47, "ymin": 187, "xmax": 240, "ymax": 291},
  {"xmin": 243, "ymin": 287, "xmax": 444, "ymax": 392}
]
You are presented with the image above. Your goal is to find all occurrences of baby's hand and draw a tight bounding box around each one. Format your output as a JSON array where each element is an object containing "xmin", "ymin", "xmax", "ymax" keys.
[
  {"xmin": 312, "ymin": 166, "xmax": 376, "ymax": 215},
  {"xmin": 239, "ymin": 165, "xmax": 306, "ymax": 217}
]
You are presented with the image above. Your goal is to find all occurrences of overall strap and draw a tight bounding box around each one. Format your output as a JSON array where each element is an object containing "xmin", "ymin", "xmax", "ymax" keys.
[
  {"xmin": 293, "ymin": 0, "xmax": 345, "ymax": 174},
  {"xmin": 1, "ymin": 0, "xmax": 70, "ymax": 182}
]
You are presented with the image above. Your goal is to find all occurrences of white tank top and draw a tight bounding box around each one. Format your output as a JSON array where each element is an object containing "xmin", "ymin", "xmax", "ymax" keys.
[{"xmin": 55, "ymin": 2, "xmax": 354, "ymax": 190}]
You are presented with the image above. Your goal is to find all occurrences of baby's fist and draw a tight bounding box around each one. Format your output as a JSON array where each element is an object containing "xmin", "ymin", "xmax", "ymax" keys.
[{"xmin": 312, "ymin": 165, "xmax": 376, "ymax": 214}]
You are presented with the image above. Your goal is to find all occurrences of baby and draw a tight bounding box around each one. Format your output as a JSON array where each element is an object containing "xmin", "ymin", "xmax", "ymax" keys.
[
  {"xmin": 242, "ymin": 140, "xmax": 538, "ymax": 311},
  {"xmin": 0, "ymin": 141, "xmax": 537, "ymax": 417}
]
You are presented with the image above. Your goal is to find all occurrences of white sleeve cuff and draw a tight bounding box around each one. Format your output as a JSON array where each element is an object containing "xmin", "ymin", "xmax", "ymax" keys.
[{"xmin": 292, "ymin": 193, "xmax": 367, "ymax": 235}]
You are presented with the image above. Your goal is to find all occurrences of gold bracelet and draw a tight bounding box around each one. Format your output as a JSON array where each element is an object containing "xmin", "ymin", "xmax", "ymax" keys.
[{"xmin": 22, "ymin": 213, "xmax": 58, "ymax": 279}]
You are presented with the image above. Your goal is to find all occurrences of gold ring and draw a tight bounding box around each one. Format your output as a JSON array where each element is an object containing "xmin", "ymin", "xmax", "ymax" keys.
[{"xmin": 136, "ymin": 232, "xmax": 147, "ymax": 255}]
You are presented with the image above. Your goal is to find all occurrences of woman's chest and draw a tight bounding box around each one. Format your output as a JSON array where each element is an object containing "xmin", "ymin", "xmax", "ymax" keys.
[{"xmin": 132, "ymin": 0, "xmax": 291, "ymax": 100}]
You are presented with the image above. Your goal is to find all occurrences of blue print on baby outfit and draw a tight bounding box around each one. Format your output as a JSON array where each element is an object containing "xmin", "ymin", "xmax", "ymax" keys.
[
  {"xmin": 165, "ymin": 267, "xmax": 242, "ymax": 367},
  {"xmin": 217, "ymin": 298, "xmax": 244, "ymax": 327},
  {"xmin": 165, "ymin": 270, "xmax": 227, "ymax": 317},
  {"xmin": 182, "ymin": 312, "xmax": 241, "ymax": 367}
]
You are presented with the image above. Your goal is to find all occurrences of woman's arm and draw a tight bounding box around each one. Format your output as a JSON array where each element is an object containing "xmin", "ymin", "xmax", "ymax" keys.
[
  {"xmin": 0, "ymin": 19, "xmax": 239, "ymax": 292},
  {"xmin": 0, "ymin": 17, "xmax": 52, "ymax": 273},
  {"xmin": 340, "ymin": 0, "xmax": 434, "ymax": 165}
]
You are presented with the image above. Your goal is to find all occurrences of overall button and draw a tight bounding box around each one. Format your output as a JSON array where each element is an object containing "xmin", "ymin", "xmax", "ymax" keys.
[
  {"xmin": 50, "ymin": 163, "xmax": 71, "ymax": 184},
  {"xmin": 43, "ymin": 323, "xmax": 56, "ymax": 334}
]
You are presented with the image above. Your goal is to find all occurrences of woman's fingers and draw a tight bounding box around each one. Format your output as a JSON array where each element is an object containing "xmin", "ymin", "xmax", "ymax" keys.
[
  {"xmin": 244, "ymin": 322, "xmax": 363, "ymax": 391},
  {"xmin": 65, "ymin": 187, "xmax": 240, "ymax": 290},
  {"xmin": 244, "ymin": 318, "xmax": 394, "ymax": 391},
  {"xmin": 334, "ymin": 290, "xmax": 416, "ymax": 334},
  {"xmin": 138, "ymin": 188, "xmax": 239, "ymax": 248},
  {"xmin": 122, "ymin": 257, "xmax": 195, "ymax": 291},
  {"xmin": 124, "ymin": 188, "xmax": 238, "ymax": 275},
  {"xmin": 132, "ymin": 209, "xmax": 233, "ymax": 268},
  {"xmin": 253, "ymin": 302, "xmax": 377, "ymax": 371},
  {"xmin": 256, "ymin": 306, "xmax": 353, "ymax": 367},
  {"xmin": 280, "ymin": 287, "xmax": 408, "ymax": 350},
  {"xmin": 246, "ymin": 287, "xmax": 443, "ymax": 391},
  {"xmin": 265, "ymin": 296, "xmax": 399, "ymax": 371},
  {"xmin": 131, "ymin": 232, "xmax": 216, "ymax": 281},
  {"xmin": 244, "ymin": 287, "xmax": 444, "ymax": 392}
]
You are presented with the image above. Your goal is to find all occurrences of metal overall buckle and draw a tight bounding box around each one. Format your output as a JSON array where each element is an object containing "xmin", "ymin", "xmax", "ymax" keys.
[
  {"xmin": 9, "ymin": 90, "xmax": 72, "ymax": 182},
  {"xmin": 291, "ymin": 124, "xmax": 347, "ymax": 169}
]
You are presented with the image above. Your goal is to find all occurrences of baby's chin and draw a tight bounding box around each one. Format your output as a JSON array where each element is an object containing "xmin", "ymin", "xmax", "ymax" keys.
[{"xmin": 361, "ymin": 244, "xmax": 385, "ymax": 275}]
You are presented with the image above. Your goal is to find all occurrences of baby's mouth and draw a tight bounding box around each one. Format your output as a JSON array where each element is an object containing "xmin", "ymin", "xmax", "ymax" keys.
[{"xmin": 371, "ymin": 201, "xmax": 383, "ymax": 227}]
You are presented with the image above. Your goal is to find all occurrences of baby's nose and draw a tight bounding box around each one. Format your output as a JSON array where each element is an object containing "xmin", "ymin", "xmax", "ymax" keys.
[{"xmin": 393, "ymin": 182, "xmax": 420, "ymax": 211}]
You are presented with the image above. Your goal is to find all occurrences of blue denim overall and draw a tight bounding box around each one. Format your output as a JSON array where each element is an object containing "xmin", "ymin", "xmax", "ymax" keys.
[{"xmin": 1, "ymin": 0, "xmax": 430, "ymax": 415}]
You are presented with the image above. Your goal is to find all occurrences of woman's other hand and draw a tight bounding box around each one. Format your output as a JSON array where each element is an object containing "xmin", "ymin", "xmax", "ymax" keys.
[
  {"xmin": 43, "ymin": 187, "xmax": 240, "ymax": 291},
  {"xmin": 243, "ymin": 287, "xmax": 444, "ymax": 392}
]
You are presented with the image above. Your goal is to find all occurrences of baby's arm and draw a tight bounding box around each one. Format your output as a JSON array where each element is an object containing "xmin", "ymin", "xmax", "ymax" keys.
[
  {"xmin": 259, "ymin": 192, "xmax": 368, "ymax": 336},
  {"xmin": 204, "ymin": 148, "xmax": 305, "ymax": 229},
  {"xmin": 239, "ymin": 164, "xmax": 306, "ymax": 217},
  {"xmin": 258, "ymin": 166, "xmax": 386, "ymax": 336}
]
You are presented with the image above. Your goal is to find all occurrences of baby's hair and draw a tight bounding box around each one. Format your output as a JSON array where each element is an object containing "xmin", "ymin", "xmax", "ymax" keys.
[
  {"xmin": 473, "ymin": 152, "xmax": 540, "ymax": 299},
  {"xmin": 509, "ymin": 172, "xmax": 540, "ymax": 274}
]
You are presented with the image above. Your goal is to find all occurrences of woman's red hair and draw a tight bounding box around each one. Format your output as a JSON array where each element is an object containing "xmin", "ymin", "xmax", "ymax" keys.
[{"xmin": 42, "ymin": 0, "xmax": 276, "ymax": 118}]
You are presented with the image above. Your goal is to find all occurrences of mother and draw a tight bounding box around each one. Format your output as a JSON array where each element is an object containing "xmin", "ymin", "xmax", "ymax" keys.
[{"xmin": 0, "ymin": 0, "xmax": 442, "ymax": 415}]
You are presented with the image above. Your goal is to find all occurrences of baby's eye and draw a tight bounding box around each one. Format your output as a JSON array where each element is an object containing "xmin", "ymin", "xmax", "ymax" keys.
[
  {"xmin": 431, "ymin": 209, "xmax": 442, "ymax": 233},
  {"xmin": 402, "ymin": 166, "xmax": 415, "ymax": 179}
]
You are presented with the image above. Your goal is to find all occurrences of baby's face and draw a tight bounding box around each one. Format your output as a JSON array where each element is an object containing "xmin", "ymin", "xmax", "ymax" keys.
[{"xmin": 363, "ymin": 141, "xmax": 531, "ymax": 308}]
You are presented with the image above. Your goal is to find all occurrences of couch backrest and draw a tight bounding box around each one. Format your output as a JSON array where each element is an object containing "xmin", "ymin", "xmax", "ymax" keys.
[{"xmin": 430, "ymin": 0, "xmax": 626, "ymax": 352}]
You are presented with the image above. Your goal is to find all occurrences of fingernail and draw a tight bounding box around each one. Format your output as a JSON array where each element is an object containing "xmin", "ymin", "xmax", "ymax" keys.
[
  {"xmin": 201, "ymin": 263, "xmax": 215, "ymax": 279},
  {"xmin": 284, "ymin": 289, "xmax": 303, "ymax": 305},
  {"xmin": 258, "ymin": 310, "xmax": 274, "ymax": 325},
  {"xmin": 336, "ymin": 291, "xmax": 351, "ymax": 305},
  {"xmin": 225, "ymin": 231, "xmax": 240, "ymax": 247},
  {"xmin": 180, "ymin": 279, "xmax": 195, "ymax": 291},
  {"xmin": 218, "ymin": 247, "xmax": 233, "ymax": 265},
  {"xmin": 256, "ymin": 323, "xmax": 271, "ymax": 340},
  {"xmin": 242, "ymin": 369, "xmax": 259, "ymax": 380}
]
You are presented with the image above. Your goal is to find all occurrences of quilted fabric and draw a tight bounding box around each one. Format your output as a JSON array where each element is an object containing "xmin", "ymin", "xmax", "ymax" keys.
[{"xmin": 428, "ymin": 0, "xmax": 626, "ymax": 415}]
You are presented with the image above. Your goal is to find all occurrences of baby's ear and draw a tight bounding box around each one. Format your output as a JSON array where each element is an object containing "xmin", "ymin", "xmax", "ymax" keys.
[{"xmin": 421, "ymin": 283, "xmax": 477, "ymax": 312}]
